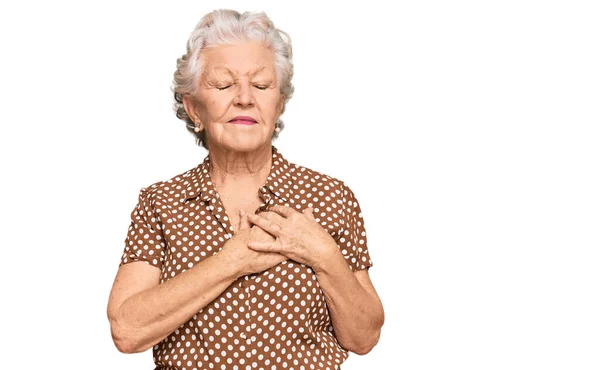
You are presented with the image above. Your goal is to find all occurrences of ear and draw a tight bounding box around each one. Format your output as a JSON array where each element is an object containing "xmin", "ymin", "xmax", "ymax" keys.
[
  {"xmin": 278, "ymin": 94, "xmax": 285, "ymax": 115},
  {"xmin": 182, "ymin": 94, "xmax": 204, "ymax": 130}
]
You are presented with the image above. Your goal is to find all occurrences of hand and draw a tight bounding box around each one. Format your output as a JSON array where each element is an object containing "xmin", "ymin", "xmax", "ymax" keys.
[
  {"xmin": 219, "ymin": 209, "xmax": 287, "ymax": 277},
  {"xmin": 244, "ymin": 205, "xmax": 339, "ymax": 272},
  {"xmin": 246, "ymin": 210, "xmax": 277, "ymax": 245}
]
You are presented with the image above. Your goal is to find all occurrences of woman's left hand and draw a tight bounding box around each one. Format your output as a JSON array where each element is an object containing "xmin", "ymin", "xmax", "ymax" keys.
[{"xmin": 245, "ymin": 205, "xmax": 339, "ymax": 272}]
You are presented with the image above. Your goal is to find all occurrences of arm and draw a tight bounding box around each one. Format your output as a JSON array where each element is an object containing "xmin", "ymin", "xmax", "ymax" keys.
[
  {"xmin": 245, "ymin": 184, "xmax": 384, "ymax": 354},
  {"xmin": 107, "ymin": 209, "xmax": 285, "ymax": 354},
  {"xmin": 245, "ymin": 209, "xmax": 384, "ymax": 354},
  {"xmin": 107, "ymin": 253, "xmax": 239, "ymax": 354},
  {"xmin": 315, "ymin": 254, "xmax": 384, "ymax": 354}
]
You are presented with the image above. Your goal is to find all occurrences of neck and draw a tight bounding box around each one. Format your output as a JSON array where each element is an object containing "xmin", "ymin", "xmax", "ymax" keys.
[{"xmin": 208, "ymin": 145, "xmax": 273, "ymax": 190}]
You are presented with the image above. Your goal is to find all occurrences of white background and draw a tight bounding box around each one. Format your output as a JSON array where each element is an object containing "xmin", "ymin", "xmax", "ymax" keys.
[{"xmin": 1, "ymin": 0, "xmax": 599, "ymax": 369}]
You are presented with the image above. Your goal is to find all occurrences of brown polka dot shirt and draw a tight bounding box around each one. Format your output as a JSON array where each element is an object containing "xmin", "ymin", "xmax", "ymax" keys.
[{"xmin": 119, "ymin": 145, "xmax": 373, "ymax": 370}]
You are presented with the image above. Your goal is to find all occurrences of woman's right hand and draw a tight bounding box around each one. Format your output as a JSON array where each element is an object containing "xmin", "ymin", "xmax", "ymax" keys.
[{"xmin": 220, "ymin": 209, "xmax": 287, "ymax": 277}]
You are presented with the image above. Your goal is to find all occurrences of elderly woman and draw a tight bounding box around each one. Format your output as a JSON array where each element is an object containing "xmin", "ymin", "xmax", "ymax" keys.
[{"xmin": 107, "ymin": 9, "xmax": 384, "ymax": 370}]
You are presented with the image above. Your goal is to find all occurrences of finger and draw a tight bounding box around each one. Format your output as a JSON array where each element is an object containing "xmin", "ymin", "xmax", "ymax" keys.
[
  {"xmin": 258, "ymin": 210, "xmax": 285, "ymax": 222},
  {"xmin": 268, "ymin": 205, "xmax": 297, "ymax": 219},
  {"xmin": 239, "ymin": 209, "xmax": 252, "ymax": 230},
  {"xmin": 302, "ymin": 207, "xmax": 316, "ymax": 220},
  {"xmin": 247, "ymin": 240, "xmax": 282, "ymax": 253},
  {"xmin": 246, "ymin": 213, "xmax": 283, "ymax": 236}
]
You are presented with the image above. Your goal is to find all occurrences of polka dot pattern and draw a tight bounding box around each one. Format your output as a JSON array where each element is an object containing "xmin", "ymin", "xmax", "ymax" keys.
[{"xmin": 120, "ymin": 145, "xmax": 372, "ymax": 370}]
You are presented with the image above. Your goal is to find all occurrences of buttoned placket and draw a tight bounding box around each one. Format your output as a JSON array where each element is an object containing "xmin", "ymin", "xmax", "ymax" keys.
[
  {"xmin": 204, "ymin": 183, "xmax": 277, "ymax": 348},
  {"xmin": 240, "ymin": 185, "xmax": 275, "ymax": 347}
]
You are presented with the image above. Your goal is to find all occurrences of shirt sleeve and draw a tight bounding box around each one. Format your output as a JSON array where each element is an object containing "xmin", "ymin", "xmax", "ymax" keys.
[
  {"xmin": 119, "ymin": 186, "xmax": 166, "ymax": 269},
  {"xmin": 337, "ymin": 182, "xmax": 373, "ymax": 272}
]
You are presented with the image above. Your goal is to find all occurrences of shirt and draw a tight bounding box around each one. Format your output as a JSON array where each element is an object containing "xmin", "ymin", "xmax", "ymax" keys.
[{"xmin": 119, "ymin": 145, "xmax": 373, "ymax": 370}]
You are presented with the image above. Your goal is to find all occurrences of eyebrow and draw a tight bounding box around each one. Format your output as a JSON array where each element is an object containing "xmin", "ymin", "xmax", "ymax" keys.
[{"xmin": 211, "ymin": 65, "xmax": 268, "ymax": 77}]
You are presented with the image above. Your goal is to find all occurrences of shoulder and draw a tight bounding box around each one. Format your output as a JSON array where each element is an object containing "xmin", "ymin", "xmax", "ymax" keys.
[
  {"xmin": 136, "ymin": 164, "xmax": 200, "ymax": 204},
  {"xmin": 286, "ymin": 159, "xmax": 357, "ymax": 202}
]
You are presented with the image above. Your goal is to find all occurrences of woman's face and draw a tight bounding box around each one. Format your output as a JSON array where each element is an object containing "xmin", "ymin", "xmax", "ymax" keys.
[{"xmin": 184, "ymin": 41, "xmax": 284, "ymax": 152}]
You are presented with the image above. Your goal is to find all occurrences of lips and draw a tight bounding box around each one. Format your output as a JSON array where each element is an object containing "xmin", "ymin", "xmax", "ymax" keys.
[{"xmin": 229, "ymin": 116, "xmax": 257, "ymax": 125}]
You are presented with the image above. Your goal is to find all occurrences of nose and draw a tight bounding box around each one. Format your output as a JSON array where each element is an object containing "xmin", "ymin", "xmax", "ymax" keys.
[{"xmin": 234, "ymin": 81, "xmax": 255, "ymax": 107}]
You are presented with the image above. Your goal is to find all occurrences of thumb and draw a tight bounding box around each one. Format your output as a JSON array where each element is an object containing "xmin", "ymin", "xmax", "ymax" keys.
[
  {"xmin": 239, "ymin": 209, "xmax": 252, "ymax": 230},
  {"xmin": 303, "ymin": 207, "xmax": 316, "ymax": 220}
]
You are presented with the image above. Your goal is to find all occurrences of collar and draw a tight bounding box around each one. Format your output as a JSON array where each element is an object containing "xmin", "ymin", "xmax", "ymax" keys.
[{"xmin": 182, "ymin": 145, "xmax": 294, "ymax": 204}]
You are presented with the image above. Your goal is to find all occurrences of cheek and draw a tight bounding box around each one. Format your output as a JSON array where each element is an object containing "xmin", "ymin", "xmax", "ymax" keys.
[
  {"xmin": 260, "ymin": 94, "xmax": 283, "ymax": 115},
  {"xmin": 202, "ymin": 98, "xmax": 228, "ymax": 118}
]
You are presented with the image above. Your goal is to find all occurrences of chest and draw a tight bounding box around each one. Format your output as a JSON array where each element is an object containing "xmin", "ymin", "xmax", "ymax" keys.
[
  {"xmin": 219, "ymin": 191, "xmax": 265, "ymax": 233},
  {"xmin": 157, "ymin": 186, "xmax": 343, "ymax": 280}
]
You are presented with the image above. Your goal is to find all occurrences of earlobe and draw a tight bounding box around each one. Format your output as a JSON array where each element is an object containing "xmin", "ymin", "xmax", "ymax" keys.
[
  {"xmin": 182, "ymin": 95, "xmax": 204, "ymax": 133},
  {"xmin": 193, "ymin": 117, "xmax": 204, "ymax": 133}
]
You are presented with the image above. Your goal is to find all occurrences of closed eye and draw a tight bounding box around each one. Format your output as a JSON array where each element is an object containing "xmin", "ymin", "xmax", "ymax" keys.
[
  {"xmin": 254, "ymin": 85, "xmax": 268, "ymax": 90},
  {"xmin": 216, "ymin": 85, "xmax": 231, "ymax": 91}
]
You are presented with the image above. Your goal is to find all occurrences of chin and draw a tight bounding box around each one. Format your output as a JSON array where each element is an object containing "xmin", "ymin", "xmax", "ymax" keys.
[{"xmin": 223, "ymin": 137, "xmax": 270, "ymax": 152}]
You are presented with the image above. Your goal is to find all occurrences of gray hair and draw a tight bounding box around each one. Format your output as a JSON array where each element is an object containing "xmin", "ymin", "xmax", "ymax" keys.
[{"xmin": 172, "ymin": 9, "xmax": 295, "ymax": 149}]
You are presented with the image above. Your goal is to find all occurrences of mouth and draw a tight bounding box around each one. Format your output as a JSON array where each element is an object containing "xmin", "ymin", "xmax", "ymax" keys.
[{"xmin": 229, "ymin": 116, "xmax": 257, "ymax": 125}]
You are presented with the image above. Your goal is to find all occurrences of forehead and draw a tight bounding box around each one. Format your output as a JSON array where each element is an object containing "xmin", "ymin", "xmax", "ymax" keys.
[{"xmin": 201, "ymin": 41, "xmax": 276, "ymax": 77}]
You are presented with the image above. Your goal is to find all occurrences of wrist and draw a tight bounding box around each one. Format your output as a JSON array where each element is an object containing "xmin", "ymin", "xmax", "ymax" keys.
[
  {"xmin": 312, "ymin": 242, "xmax": 343, "ymax": 274},
  {"xmin": 214, "ymin": 248, "xmax": 245, "ymax": 280}
]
